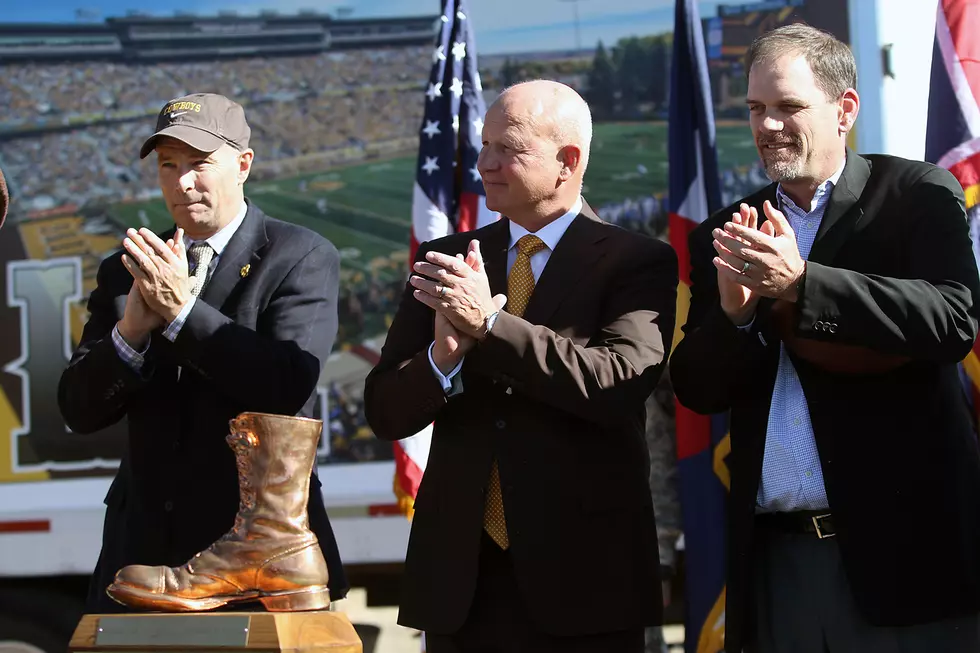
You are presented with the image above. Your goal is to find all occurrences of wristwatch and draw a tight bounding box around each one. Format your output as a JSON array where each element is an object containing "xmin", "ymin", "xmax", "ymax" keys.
[{"xmin": 481, "ymin": 310, "xmax": 500, "ymax": 340}]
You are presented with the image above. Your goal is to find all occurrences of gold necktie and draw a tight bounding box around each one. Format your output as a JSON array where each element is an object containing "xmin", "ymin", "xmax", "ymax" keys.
[{"xmin": 483, "ymin": 234, "xmax": 547, "ymax": 550}]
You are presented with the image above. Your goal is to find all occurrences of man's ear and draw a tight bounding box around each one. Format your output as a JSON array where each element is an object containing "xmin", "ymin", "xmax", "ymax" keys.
[
  {"xmin": 238, "ymin": 149, "xmax": 255, "ymax": 186},
  {"xmin": 558, "ymin": 144, "xmax": 582, "ymax": 183},
  {"xmin": 838, "ymin": 88, "xmax": 859, "ymax": 135},
  {"xmin": 0, "ymin": 166, "xmax": 7, "ymax": 228}
]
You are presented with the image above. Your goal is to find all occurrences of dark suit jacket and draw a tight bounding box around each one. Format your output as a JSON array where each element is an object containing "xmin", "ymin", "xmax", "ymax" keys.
[
  {"xmin": 58, "ymin": 200, "xmax": 349, "ymax": 612},
  {"xmin": 364, "ymin": 203, "xmax": 678, "ymax": 636},
  {"xmin": 669, "ymin": 151, "xmax": 980, "ymax": 652}
]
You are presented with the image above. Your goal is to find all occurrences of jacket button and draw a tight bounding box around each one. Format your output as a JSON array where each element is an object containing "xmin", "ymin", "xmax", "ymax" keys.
[
  {"xmin": 495, "ymin": 420, "xmax": 506, "ymax": 429},
  {"xmin": 505, "ymin": 387, "xmax": 513, "ymax": 395},
  {"xmin": 164, "ymin": 500, "xmax": 174, "ymax": 512}
]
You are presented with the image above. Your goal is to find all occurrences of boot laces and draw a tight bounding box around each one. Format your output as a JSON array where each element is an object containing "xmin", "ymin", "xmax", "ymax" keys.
[{"xmin": 217, "ymin": 430, "xmax": 259, "ymax": 542}]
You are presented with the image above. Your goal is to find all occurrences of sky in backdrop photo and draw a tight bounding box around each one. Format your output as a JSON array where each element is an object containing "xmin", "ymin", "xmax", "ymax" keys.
[{"xmin": 9, "ymin": 0, "xmax": 736, "ymax": 54}]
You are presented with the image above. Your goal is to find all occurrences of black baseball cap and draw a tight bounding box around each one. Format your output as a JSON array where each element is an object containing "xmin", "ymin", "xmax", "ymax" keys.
[{"xmin": 139, "ymin": 93, "xmax": 251, "ymax": 159}]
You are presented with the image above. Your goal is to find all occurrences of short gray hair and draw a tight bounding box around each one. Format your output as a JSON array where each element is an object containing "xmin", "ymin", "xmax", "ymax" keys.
[{"xmin": 745, "ymin": 23, "xmax": 857, "ymax": 100}]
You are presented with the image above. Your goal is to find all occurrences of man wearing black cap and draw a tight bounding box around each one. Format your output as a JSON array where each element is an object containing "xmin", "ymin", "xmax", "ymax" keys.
[{"xmin": 58, "ymin": 93, "xmax": 349, "ymax": 612}]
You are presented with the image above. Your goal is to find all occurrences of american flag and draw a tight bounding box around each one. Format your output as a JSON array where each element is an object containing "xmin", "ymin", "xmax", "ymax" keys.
[
  {"xmin": 394, "ymin": 0, "xmax": 498, "ymax": 518},
  {"xmin": 925, "ymin": 0, "xmax": 980, "ymax": 428}
]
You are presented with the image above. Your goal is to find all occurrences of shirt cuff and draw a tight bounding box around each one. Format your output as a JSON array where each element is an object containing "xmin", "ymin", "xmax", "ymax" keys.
[
  {"xmin": 736, "ymin": 315, "xmax": 756, "ymax": 331},
  {"xmin": 162, "ymin": 297, "xmax": 197, "ymax": 342},
  {"xmin": 427, "ymin": 341, "xmax": 464, "ymax": 394},
  {"xmin": 112, "ymin": 324, "xmax": 148, "ymax": 371}
]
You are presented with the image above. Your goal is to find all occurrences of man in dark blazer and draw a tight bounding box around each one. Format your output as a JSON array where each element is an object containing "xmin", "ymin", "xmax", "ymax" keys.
[
  {"xmin": 58, "ymin": 93, "xmax": 348, "ymax": 612},
  {"xmin": 364, "ymin": 80, "xmax": 678, "ymax": 652},
  {"xmin": 670, "ymin": 25, "xmax": 980, "ymax": 653}
]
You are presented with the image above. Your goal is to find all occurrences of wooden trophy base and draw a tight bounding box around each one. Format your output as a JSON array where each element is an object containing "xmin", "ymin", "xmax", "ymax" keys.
[{"xmin": 69, "ymin": 611, "xmax": 362, "ymax": 653}]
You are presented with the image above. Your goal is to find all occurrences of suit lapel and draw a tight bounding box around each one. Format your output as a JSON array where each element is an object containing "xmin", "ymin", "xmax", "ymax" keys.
[
  {"xmin": 807, "ymin": 150, "xmax": 870, "ymax": 265},
  {"xmin": 480, "ymin": 218, "xmax": 511, "ymax": 299},
  {"xmin": 522, "ymin": 202, "xmax": 607, "ymax": 326},
  {"xmin": 756, "ymin": 184, "xmax": 779, "ymax": 215},
  {"xmin": 200, "ymin": 202, "xmax": 268, "ymax": 312}
]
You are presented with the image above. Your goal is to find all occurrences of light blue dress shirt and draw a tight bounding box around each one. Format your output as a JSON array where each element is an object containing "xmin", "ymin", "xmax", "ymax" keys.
[{"xmin": 756, "ymin": 165, "xmax": 844, "ymax": 513}]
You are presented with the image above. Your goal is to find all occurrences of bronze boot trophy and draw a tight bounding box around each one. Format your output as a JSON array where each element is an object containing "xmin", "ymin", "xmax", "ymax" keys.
[{"xmin": 106, "ymin": 412, "xmax": 330, "ymax": 612}]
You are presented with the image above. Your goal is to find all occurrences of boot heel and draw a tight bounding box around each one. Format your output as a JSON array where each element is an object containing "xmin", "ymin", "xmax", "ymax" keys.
[{"xmin": 260, "ymin": 587, "xmax": 330, "ymax": 612}]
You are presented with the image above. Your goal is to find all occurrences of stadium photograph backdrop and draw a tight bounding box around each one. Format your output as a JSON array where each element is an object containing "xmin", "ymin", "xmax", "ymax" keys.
[{"xmin": 0, "ymin": 0, "xmax": 849, "ymax": 509}]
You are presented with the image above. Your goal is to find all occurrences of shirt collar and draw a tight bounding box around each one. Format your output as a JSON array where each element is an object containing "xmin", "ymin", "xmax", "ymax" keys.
[
  {"xmin": 183, "ymin": 201, "xmax": 247, "ymax": 256},
  {"xmin": 508, "ymin": 195, "xmax": 583, "ymax": 252},
  {"xmin": 776, "ymin": 158, "xmax": 846, "ymax": 213}
]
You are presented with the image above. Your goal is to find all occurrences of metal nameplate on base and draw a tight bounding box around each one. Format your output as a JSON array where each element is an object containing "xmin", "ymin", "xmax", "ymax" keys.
[
  {"xmin": 71, "ymin": 611, "xmax": 363, "ymax": 652},
  {"xmin": 94, "ymin": 615, "xmax": 250, "ymax": 647}
]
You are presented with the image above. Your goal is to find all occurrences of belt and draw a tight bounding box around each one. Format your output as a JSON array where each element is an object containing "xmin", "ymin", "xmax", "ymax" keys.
[{"xmin": 755, "ymin": 510, "xmax": 836, "ymax": 539}]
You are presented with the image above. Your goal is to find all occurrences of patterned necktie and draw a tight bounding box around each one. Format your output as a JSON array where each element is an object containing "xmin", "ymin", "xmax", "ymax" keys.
[
  {"xmin": 187, "ymin": 242, "xmax": 214, "ymax": 297},
  {"xmin": 483, "ymin": 234, "xmax": 548, "ymax": 550}
]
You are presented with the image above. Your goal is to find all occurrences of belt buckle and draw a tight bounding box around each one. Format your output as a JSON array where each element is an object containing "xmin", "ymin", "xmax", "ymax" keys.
[{"xmin": 811, "ymin": 513, "xmax": 835, "ymax": 539}]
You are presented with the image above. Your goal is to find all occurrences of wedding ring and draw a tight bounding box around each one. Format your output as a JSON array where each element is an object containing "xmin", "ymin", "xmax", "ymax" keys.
[{"xmin": 741, "ymin": 261, "xmax": 751, "ymax": 274}]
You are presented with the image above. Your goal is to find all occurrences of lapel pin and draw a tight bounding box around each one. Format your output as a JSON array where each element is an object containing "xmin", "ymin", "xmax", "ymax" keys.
[{"xmin": 240, "ymin": 264, "xmax": 250, "ymax": 279}]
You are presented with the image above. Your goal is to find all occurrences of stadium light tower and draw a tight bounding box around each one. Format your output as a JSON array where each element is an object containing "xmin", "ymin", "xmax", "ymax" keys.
[{"xmin": 558, "ymin": 0, "xmax": 589, "ymax": 52}]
